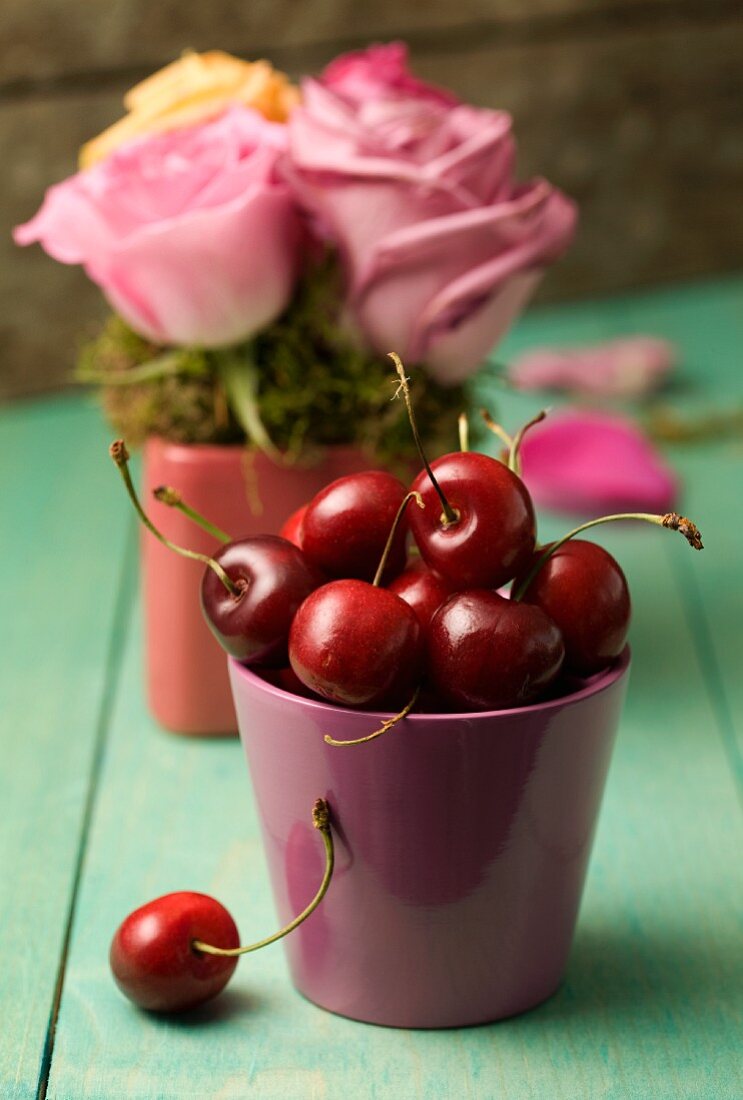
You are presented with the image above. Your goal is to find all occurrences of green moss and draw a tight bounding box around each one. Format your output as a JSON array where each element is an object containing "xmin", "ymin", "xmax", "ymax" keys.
[{"xmin": 79, "ymin": 260, "xmax": 473, "ymax": 465}]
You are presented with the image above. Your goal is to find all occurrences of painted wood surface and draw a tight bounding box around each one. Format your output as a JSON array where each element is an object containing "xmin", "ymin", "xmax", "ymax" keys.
[
  {"xmin": 2, "ymin": 276, "xmax": 742, "ymax": 1098},
  {"xmin": 0, "ymin": 397, "xmax": 134, "ymax": 1099}
]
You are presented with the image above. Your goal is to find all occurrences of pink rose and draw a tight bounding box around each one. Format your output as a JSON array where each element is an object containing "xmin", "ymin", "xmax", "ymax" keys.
[
  {"xmin": 288, "ymin": 44, "xmax": 577, "ymax": 384},
  {"xmin": 14, "ymin": 108, "xmax": 302, "ymax": 347}
]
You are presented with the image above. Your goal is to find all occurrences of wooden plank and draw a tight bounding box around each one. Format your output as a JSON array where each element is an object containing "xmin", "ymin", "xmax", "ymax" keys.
[
  {"xmin": 668, "ymin": 450, "xmax": 743, "ymax": 778},
  {"xmin": 0, "ymin": 395, "xmax": 134, "ymax": 1099},
  {"xmin": 47, "ymin": 284, "xmax": 743, "ymax": 1097}
]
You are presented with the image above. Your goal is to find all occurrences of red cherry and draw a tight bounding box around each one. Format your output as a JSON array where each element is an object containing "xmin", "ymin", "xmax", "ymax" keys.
[
  {"xmin": 389, "ymin": 560, "xmax": 460, "ymax": 632},
  {"xmin": 409, "ymin": 452, "xmax": 536, "ymax": 589},
  {"xmin": 300, "ymin": 471, "xmax": 409, "ymax": 583},
  {"xmin": 517, "ymin": 540, "xmax": 631, "ymax": 675},
  {"xmin": 289, "ymin": 579, "xmax": 423, "ymax": 707},
  {"xmin": 110, "ymin": 892, "xmax": 239, "ymax": 1013},
  {"xmin": 428, "ymin": 590, "xmax": 565, "ymax": 710},
  {"xmin": 279, "ymin": 504, "xmax": 307, "ymax": 549},
  {"xmin": 200, "ymin": 536, "xmax": 322, "ymax": 666}
]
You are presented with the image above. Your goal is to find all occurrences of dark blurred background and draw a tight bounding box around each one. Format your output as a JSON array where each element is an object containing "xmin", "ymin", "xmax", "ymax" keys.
[{"xmin": 2, "ymin": 0, "xmax": 741, "ymax": 400}]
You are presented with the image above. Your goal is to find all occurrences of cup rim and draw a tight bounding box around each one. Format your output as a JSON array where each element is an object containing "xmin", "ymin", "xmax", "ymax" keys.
[{"xmin": 229, "ymin": 646, "xmax": 631, "ymax": 724}]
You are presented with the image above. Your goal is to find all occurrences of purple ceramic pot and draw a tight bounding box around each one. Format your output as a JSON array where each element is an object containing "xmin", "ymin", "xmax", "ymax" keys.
[{"xmin": 229, "ymin": 651, "xmax": 630, "ymax": 1028}]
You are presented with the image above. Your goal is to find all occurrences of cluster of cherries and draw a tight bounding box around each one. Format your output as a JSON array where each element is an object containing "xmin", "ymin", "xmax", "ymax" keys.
[
  {"xmin": 114, "ymin": 360, "xmax": 702, "ymax": 726},
  {"xmin": 108, "ymin": 356, "xmax": 703, "ymax": 1013}
]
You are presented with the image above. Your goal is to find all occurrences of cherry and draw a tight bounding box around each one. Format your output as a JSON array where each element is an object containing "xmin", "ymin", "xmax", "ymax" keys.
[
  {"xmin": 428, "ymin": 590, "xmax": 565, "ymax": 711},
  {"xmin": 110, "ymin": 442, "xmax": 321, "ymax": 665},
  {"xmin": 289, "ymin": 579, "xmax": 422, "ymax": 708},
  {"xmin": 279, "ymin": 504, "xmax": 307, "ymax": 548},
  {"xmin": 110, "ymin": 892, "xmax": 239, "ymax": 1013},
  {"xmin": 110, "ymin": 800, "xmax": 334, "ymax": 1014},
  {"xmin": 510, "ymin": 509, "xmax": 704, "ymax": 675},
  {"xmin": 300, "ymin": 471, "xmax": 409, "ymax": 583},
  {"xmin": 516, "ymin": 540, "xmax": 631, "ymax": 676},
  {"xmin": 389, "ymin": 355, "xmax": 536, "ymax": 589},
  {"xmin": 410, "ymin": 451, "xmax": 536, "ymax": 589},
  {"xmin": 289, "ymin": 492, "xmax": 424, "ymax": 710},
  {"xmin": 201, "ymin": 536, "xmax": 323, "ymax": 666},
  {"xmin": 388, "ymin": 560, "xmax": 460, "ymax": 633}
]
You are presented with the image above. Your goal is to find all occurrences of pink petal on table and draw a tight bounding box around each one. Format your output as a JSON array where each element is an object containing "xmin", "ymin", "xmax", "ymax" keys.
[
  {"xmin": 518, "ymin": 409, "xmax": 679, "ymax": 514},
  {"xmin": 509, "ymin": 336, "xmax": 675, "ymax": 398}
]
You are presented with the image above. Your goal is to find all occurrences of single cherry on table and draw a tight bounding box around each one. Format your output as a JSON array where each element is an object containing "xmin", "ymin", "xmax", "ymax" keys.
[
  {"xmin": 110, "ymin": 892, "xmax": 240, "ymax": 1013},
  {"xmin": 110, "ymin": 800, "xmax": 334, "ymax": 1014}
]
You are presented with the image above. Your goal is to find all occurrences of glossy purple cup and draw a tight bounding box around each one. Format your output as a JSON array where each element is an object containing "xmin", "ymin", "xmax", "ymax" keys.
[{"xmin": 229, "ymin": 651, "xmax": 630, "ymax": 1028}]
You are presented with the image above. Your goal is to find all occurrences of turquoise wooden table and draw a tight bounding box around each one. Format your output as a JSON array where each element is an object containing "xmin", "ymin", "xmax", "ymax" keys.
[{"xmin": 2, "ymin": 276, "xmax": 742, "ymax": 1100}]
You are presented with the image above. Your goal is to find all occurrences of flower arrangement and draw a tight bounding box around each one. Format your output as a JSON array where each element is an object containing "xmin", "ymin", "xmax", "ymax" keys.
[{"xmin": 14, "ymin": 44, "xmax": 576, "ymax": 466}]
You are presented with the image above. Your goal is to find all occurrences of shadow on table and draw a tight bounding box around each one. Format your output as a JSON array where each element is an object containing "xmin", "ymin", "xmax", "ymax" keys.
[
  {"xmin": 510, "ymin": 919, "xmax": 742, "ymax": 1029},
  {"xmin": 158, "ymin": 987, "xmax": 266, "ymax": 1029}
]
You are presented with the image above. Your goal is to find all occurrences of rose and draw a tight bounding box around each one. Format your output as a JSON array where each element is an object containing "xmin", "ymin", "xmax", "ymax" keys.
[
  {"xmin": 80, "ymin": 50, "xmax": 300, "ymax": 168},
  {"xmin": 14, "ymin": 108, "xmax": 302, "ymax": 348},
  {"xmin": 288, "ymin": 43, "xmax": 577, "ymax": 384}
]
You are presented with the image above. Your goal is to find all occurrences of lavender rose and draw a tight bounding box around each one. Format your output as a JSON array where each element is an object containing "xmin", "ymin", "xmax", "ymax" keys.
[
  {"xmin": 288, "ymin": 43, "xmax": 577, "ymax": 384},
  {"xmin": 14, "ymin": 107, "xmax": 302, "ymax": 348}
]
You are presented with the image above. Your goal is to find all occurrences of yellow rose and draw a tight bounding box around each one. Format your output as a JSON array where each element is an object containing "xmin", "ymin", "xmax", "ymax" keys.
[{"xmin": 80, "ymin": 50, "xmax": 300, "ymax": 168}]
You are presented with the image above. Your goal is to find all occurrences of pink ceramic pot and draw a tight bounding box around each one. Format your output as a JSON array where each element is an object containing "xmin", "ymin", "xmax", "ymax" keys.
[
  {"xmin": 229, "ymin": 651, "xmax": 630, "ymax": 1028},
  {"xmin": 142, "ymin": 437, "xmax": 378, "ymax": 736}
]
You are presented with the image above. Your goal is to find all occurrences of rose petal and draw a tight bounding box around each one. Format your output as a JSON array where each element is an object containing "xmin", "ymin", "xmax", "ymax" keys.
[
  {"xmin": 518, "ymin": 409, "xmax": 679, "ymax": 514},
  {"xmin": 350, "ymin": 184, "xmax": 576, "ymax": 381},
  {"xmin": 509, "ymin": 337, "xmax": 676, "ymax": 398},
  {"xmin": 320, "ymin": 42, "xmax": 460, "ymax": 109}
]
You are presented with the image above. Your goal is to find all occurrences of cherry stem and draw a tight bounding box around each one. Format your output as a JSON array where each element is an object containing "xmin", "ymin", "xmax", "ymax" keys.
[
  {"xmin": 458, "ymin": 412, "xmax": 470, "ymax": 453},
  {"xmin": 480, "ymin": 408, "xmax": 547, "ymax": 474},
  {"xmin": 372, "ymin": 491, "xmax": 425, "ymax": 588},
  {"xmin": 153, "ymin": 486, "xmax": 231, "ymax": 544},
  {"xmin": 508, "ymin": 409, "xmax": 548, "ymax": 475},
  {"xmin": 193, "ymin": 799, "xmax": 334, "ymax": 957},
  {"xmin": 480, "ymin": 408, "xmax": 513, "ymax": 452},
  {"xmin": 109, "ymin": 441, "xmax": 240, "ymax": 598},
  {"xmin": 513, "ymin": 511, "xmax": 704, "ymax": 602},
  {"xmin": 324, "ymin": 689, "xmax": 420, "ymax": 747},
  {"xmin": 389, "ymin": 353, "xmax": 458, "ymax": 526}
]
